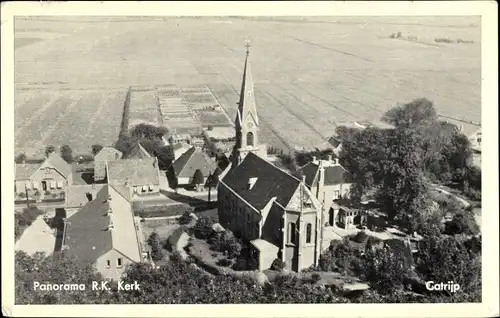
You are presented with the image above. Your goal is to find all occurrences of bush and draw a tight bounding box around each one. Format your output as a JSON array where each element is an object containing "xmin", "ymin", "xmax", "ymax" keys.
[
  {"xmin": 216, "ymin": 258, "xmax": 232, "ymax": 267},
  {"xmin": 193, "ymin": 216, "xmax": 214, "ymax": 239},
  {"xmin": 270, "ymin": 258, "xmax": 286, "ymax": 271},
  {"xmin": 311, "ymin": 273, "xmax": 321, "ymax": 283},
  {"xmin": 19, "ymin": 192, "xmax": 26, "ymax": 198},
  {"xmin": 178, "ymin": 210, "xmax": 193, "ymax": 225},
  {"xmin": 351, "ymin": 231, "xmax": 368, "ymax": 244},
  {"xmin": 232, "ymin": 255, "xmax": 258, "ymax": 271},
  {"xmin": 209, "ymin": 230, "xmax": 242, "ymax": 259}
]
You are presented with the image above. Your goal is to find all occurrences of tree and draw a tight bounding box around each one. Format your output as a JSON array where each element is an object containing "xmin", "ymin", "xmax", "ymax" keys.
[
  {"xmin": 60, "ymin": 145, "xmax": 73, "ymax": 163},
  {"xmin": 147, "ymin": 231, "xmax": 164, "ymax": 261},
  {"xmin": 376, "ymin": 127, "xmax": 434, "ymax": 233},
  {"xmin": 192, "ymin": 169, "xmax": 204, "ymax": 191},
  {"xmin": 205, "ymin": 167, "xmax": 222, "ymax": 202},
  {"xmin": 15, "ymin": 251, "xmax": 111, "ymax": 304},
  {"xmin": 45, "ymin": 145, "xmax": 56, "ymax": 157},
  {"xmin": 362, "ymin": 246, "xmax": 410, "ymax": 294},
  {"xmin": 15, "ymin": 153, "xmax": 27, "ymax": 164},
  {"xmin": 444, "ymin": 210, "xmax": 480, "ymax": 236},
  {"xmin": 130, "ymin": 123, "xmax": 168, "ymax": 140},
  {"xmin": 415, "ymin": 235, "xmax": 481, "ymax": 301},
  {"xmin": 114, "ymin": 133, "xmax": 135, "ymax": 158},
  {"xmin": 91, "ymin": 144, "xmax": 104, "ymax": 156},
  {"xmin": 337, "ymin": 127, "xmax": 392, "ymax": 200},
  {"xmin": 155, "ymin": 146, "xmax": 174, "ymax": 170},
  {"xmin": 382, "ymin": 98, "xmax": 438, "ymax": 128}
]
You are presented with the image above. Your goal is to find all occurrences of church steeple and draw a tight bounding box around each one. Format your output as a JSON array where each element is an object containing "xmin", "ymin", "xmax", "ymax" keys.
[
  {"xmin": 230, "ymin": 42, "xmax": 267, "ymax": 167},
  {"xmin": 235, "ymin": 41, "xmax": 259, "ymax": 131}
]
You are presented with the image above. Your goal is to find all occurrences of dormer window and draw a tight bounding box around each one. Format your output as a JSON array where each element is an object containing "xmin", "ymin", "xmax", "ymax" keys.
[{"xmin": 248, "ymin": 177, "xmax": 258, "ymax": 190}]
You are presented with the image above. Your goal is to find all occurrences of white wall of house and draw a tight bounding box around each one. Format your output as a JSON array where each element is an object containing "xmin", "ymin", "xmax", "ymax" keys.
[{"xmin": 95, "ymin": 249, "xmax": 134, "ymax": 281}]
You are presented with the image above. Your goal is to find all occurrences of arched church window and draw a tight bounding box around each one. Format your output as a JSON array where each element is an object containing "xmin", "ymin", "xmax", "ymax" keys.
[
  {"xmin": 247, "ymin": 132, "xmax": 254, "ymax": 146},
  {"xmin": 288, "ymin": 222, "xmax": 296, "ymax": 244},
  {"xmin": 306, "ymin": 223, "xmax": 312, "ymax": 243}
]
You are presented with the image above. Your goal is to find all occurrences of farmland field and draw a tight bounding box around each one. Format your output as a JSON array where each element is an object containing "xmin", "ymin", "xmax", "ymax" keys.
[
  {"xmin": 128, "ymin": 90, "xmax": 161, "ymax": 128},
  {"xmin": 14, "ymin": 89, "xmax": 127, "ymax": 157},
  {"xmin": 15, "ymin": 16, "xmax": 481, "ymax": 155}
]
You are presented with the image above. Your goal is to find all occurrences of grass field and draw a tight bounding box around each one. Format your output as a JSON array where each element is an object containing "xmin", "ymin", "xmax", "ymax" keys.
[{"xmin": 14, "ymin": 16, "xmax": 481, "ymax": 154}]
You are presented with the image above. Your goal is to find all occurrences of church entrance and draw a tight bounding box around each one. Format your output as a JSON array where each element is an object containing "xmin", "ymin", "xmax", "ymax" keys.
[{"xmin": 41, "ymin": 181, "xmax": 47, "ymax": 191}]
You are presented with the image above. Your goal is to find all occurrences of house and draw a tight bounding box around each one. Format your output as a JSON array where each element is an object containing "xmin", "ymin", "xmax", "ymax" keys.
[
  {"xmin": 298, "ymin": 156, "xmax": 354, "ymax": 227},
  {"xmin": 15, "ymin": 152, "xmax": 73, "ymax": 199},
  {"xmin": 127, "ymin": 142, "xmax": 152, "ymax": 159},
  {"xmin": 171, "ymin": 142, "xmax": 193, "ymax": 160},
  {"xmin": 106, "ymin": 158, "xmax": 161, "ymax": 200},
  {"xmin": 202, "ymin": 126, "xmax": 237, "ymax": 157},
  {"xmin": 65, "ymin": 184, "xmax": 106, "ymax": 218},
  {"xmin": 218, "ymin": 45, "xmax": 324, "ymax": 272},
  {"xmin": 337, "ymin": 206, "xmax": 366, "ymax": 229},
  {"xmin": 93, "ymin": 147, "xmax": 123, "ymax": 181},
  {"xmin": 15, "ymin": 216, "xmax": 56, "ymax": 256},
  {"xmin": 62, "ymin": 185, "xmax": 145, "ymax": 280},
  {"xmin": 168, "ymin": 133, "xmax": 192, "ymax": 146},
  {"xmin": 171, "ymin": 147, "xmax": 217, "ymax": 186}
]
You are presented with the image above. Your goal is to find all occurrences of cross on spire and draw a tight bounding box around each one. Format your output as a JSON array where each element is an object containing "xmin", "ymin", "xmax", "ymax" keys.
[{"xmin": 245, "ymin": 41, "xmax": 251, "ymax": 55}]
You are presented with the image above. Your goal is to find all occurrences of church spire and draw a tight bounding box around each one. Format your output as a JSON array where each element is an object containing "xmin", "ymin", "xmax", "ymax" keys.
[{"xmin": 235, "ymin": 41, "xmax": 259, "ymax": 130}]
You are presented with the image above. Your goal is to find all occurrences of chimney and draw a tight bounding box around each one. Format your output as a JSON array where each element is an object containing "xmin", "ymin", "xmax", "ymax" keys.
[
  {"xmin": 334, "ymin": 158, "xmax": 340, "ymax": 165},
  {"xmin": 327, "ymin": 155, "xmax": 332, "ymax": 162},
  {"xmin": 312, "ymin": 156, "xmax": 317, "ymax": 164},
  {"xmin": 248, "ymin": 177, "xmax": 258, "ymax": 190},
  {"xmin": 317, "ymin": 160, "xmax": 326, "ymax": 203},
  {"xmin": 302, "ymin": 175, "xmax": 306, "ymax": 184},
  {"xmin": 108, "ymin": 219, "xmax": 114, "ymax": 230}
]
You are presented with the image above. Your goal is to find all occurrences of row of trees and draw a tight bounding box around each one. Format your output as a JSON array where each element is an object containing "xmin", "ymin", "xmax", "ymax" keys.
[
  {"xmin": 15, "ymin": 230, "xmax": 481, "ymax": 305},
  {"xmin": 15, "ymin": 143, "xmax": 107, "ymax": 165}
]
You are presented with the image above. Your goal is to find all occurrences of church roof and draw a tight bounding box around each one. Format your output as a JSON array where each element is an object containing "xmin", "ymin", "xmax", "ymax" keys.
[
  {"xmin": 221, "ymin": 152, "xmax": 301, "ymax": 211},
  {"xmin": 235, "ymin": 45, "xmax": 259, "ymax": 130}
]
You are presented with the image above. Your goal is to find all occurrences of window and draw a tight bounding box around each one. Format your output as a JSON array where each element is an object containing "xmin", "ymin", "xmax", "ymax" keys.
[
  {"xmin": 50, "ymin": 180, "xmax": 56, "ymax": 189},
  {"xmin": 306, "ymin": 223, "xmax": 312, "ymax": 243},
  {"xmin": 117, "ymin": 258, "xmax": 122, "ymax": 267},
  {"xmin": 57, "ymin": 180, "xmax": 63, "ymax": 188},
  {"xmin": 106, "ymin": 260, "xmax": 111, "ymax": 268},
  {"xmin": 246, "ymin": 132, "xmax": 254, "ymax": 146},
  {"xmin": 149, "ymin": 185, "xmax": 154, "ymax": 192},
  {"xmin": 288, "ymin": 222, "xmax": 296, "ymax": 244},
  {"xmin": 141, "ymin": 185, "xmax": 147, "ymax": 193},
  {"xmin": 333, "ymin": 190, "xmax": 340, "ymax": 200}
]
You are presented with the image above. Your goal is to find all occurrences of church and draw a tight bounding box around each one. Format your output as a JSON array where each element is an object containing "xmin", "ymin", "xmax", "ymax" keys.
[{"xmin": 218, "ymin": 44, "xmax": 342, "ymax": 272}]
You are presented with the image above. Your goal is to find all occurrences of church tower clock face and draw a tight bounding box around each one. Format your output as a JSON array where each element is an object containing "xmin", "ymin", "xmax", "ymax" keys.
[{"xmin": 247, "ymin": 122, "xmax": 254, "ymax": 129}]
